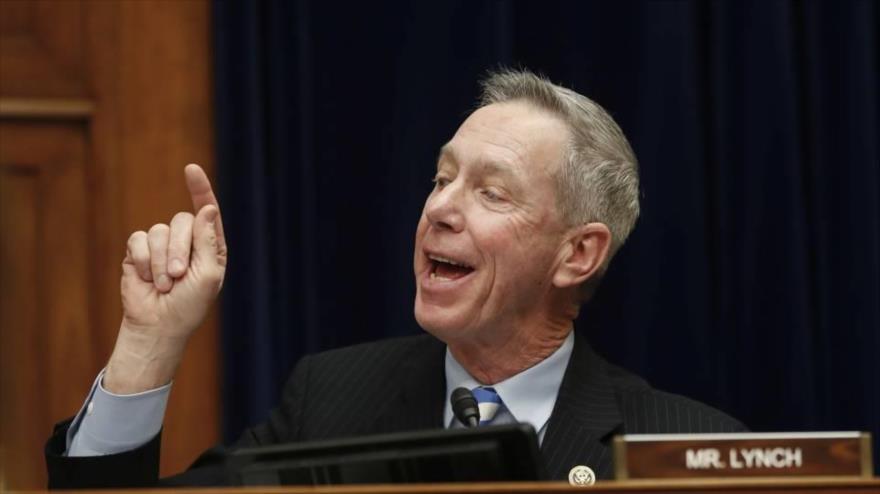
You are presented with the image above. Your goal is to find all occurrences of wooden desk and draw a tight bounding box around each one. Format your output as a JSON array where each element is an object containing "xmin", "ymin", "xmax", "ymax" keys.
[{"xmin": 51, "ymin": 477, "xmax": 880, "ymax": 494}]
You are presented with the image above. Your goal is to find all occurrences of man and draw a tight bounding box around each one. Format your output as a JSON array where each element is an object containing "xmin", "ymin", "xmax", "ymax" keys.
[{"xmin": 45, "ymin": 69, "xmax": 745, "ymax": 488}]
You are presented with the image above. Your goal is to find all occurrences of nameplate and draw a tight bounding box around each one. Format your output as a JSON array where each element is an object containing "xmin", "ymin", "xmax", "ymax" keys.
[{"xmin": 613, "ymin": 432, "xmax": 873, "ymax": 479}]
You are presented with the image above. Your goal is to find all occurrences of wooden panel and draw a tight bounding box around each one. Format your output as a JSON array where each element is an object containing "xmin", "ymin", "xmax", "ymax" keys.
[
  {"xmin": 15, "ymin": 478, "xmax": 880, "ymax": 493},
  {"xmin": 0, "ymin": 122, "xmax": 96, "ymax": 489},
  {"xmin": 0, "ymin": 0, "xmax": 87, "ymax": 97},
  {"xmin": 614, "ymin": 433, "xmax": 872, "ymax": 479},
  {"xmin": 0, "ymin": 0, "xmax": 218, "ymax": 488},
  {"xmin": 0, "ymin": 98, "xmax": 95, "ymax": 119},
  {"xmin": 105, "ymin": 0, "xmax": 219, "ymax": 478},
  {"xmin": 0, "ymin": 159, "xmax": 43, "ymax": 490}
]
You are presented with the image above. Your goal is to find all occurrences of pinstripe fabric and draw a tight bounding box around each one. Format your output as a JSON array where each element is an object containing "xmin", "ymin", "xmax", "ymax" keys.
[
  {"xmin": 540, "ymin": 332, "xmax": 748, "ymax": 480},
  {"xmin": 235, "ymin": 330, "xmax": 746, "ymax": 481},
  {"xmin": 237, "ymin": 334, "xmax": 447, "ymax": 447},
  {"xmin": 46, "ymin": 330, "xmax": 746, "ymax": 486}
]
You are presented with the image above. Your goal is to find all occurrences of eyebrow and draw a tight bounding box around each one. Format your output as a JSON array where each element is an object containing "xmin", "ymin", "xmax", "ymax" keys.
[
  {"xmin": 437, "ymin": 143, "xmax": 455, "ymax": 166},
  {"xmin": 436, "ymin": 143, "xmax": 518, "ymax": 179}
]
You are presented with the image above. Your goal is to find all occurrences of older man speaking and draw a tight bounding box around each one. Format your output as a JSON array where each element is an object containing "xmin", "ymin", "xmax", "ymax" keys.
[{"xmin": 45, "ymin": 69, "xmax": 744, "ymax": 487}]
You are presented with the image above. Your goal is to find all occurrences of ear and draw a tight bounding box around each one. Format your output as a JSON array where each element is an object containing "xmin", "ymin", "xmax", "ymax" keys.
[{"xmin": 552, "ymin": 222, "xmax": 612, "ymax": 289}]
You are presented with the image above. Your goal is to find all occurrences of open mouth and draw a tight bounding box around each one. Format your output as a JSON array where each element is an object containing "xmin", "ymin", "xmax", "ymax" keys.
[{"xmin": 428, "ymin": 254, "xmax": 475, "ymax": 281}]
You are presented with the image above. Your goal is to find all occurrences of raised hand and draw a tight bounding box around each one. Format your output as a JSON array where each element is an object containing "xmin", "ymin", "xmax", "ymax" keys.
[{"xmin": 104, "ymin": 164, "xmax": 227, "ymax": 394}]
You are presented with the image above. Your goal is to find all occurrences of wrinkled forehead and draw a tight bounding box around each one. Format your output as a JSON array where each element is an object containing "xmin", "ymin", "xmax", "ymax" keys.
[{"xmin": 442, "ymin": 101, "xmax": 570, "ymax": 174}]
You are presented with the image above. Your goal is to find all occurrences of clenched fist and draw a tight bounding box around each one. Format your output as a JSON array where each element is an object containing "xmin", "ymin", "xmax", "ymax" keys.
[{"xmin": 104, "ymin": 164, "xmax": 227, "ymax": 394}]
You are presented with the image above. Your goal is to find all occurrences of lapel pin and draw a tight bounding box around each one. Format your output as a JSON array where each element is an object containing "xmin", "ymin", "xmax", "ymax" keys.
[{"xmin": 568, "ymin": 465, "xmax": 596, "ymax": 486}]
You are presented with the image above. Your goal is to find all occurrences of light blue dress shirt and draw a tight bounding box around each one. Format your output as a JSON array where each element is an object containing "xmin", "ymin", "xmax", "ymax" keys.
[
  {"xmin": 66, "ymin": 369, "xmax": 172, "ymax": 456},
  {"xmin": 67, "ymin": 331, "xmax": 574, "ymax": 455},
  {"xmin": 443, "ymin": 331, "xmax": 574, "ymax": 445}
]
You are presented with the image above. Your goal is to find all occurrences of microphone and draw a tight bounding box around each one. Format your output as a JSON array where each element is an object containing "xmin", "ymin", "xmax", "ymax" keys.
[{"xmin": 451, "ymin": 387, "xmax": 480, "ymax": 427}]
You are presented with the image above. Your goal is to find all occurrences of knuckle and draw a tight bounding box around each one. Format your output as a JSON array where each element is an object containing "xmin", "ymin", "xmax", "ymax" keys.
[
  {"xmin": 150, "ymin": 244, "xmax": 167, "ymax": 262},
  {"xmin": 127, "ymin": 230, "xmax": 147, "ymax": 247},
  {"xmin": 133, "ymin": 244, "xmax": 150, "ymax": 259},
  {"xmin": 167, "ymin": 240, "xmax": 185, "ymax": 253},
  {"xmin": 167, "ymin": 244, "xmax": 188, "ymax": 259},
  {"xmin": 172, "ymin": 211, "xmax": 194, "ymax": 224},
  {"xmin": 148, "ymin": 223, "xmax": 170, "ymax": 235},
  {"xmin": 134, "ymin": 245, "xmax": 149, "ymax": 260},
  {"xmin": 150, "ymin": 252, "xmax": 166, "ymax": 270}
]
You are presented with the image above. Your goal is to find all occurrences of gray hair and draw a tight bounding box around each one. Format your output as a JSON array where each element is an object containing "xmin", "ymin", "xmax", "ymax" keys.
[{"xmin": 479, "ymin": 69, "xmax": 641, "ymax": 263}]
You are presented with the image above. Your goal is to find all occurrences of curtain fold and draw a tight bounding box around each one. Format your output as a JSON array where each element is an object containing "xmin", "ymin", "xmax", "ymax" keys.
[{"xmin": 213, "ymin": 0, "xmax": 878, "ymax": 470}]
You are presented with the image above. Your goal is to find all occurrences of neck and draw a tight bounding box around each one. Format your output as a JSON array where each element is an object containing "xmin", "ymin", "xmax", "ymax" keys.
[{"xmin": 448, "ymin": 316, "xmax": 573, "ymax": 385}]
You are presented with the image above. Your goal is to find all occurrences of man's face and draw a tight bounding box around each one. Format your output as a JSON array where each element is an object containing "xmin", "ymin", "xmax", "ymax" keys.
[{"xmin": 413, "ymin": 101, "xmax": 571, "ymax": 344}]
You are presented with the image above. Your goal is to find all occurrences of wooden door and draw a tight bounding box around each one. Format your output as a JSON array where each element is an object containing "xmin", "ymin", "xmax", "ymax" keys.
[{"xmin": 0, "ymin": 1, "xmax": 219, "ymax": 489}]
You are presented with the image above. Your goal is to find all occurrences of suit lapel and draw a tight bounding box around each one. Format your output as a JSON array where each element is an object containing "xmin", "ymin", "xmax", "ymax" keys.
[
  {"xmin": 540, "ymin": 331, "xmax": 623, "ymax": 480},
  {"xmin": 371, "ymin": 335, "xmax": 447, "ymax": 434},
  {"xmin": 368, "ymin": 332, "xmax": 624, "ymax": 480}
]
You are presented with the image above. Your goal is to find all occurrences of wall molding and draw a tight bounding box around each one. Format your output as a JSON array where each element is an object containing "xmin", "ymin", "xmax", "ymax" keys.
[{"xmin": 0, "ymin": 98, "xmax": 94, "ymax": 120}]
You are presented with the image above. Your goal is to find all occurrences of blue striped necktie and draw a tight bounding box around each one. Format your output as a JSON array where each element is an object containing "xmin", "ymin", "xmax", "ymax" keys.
[{"xmin": 472, "ymin": 387, "xmax": 503, "ymax": 426}]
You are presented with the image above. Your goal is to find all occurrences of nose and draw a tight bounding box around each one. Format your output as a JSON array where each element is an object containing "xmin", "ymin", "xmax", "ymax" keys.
[{"xmin": 424, "ymin": 181, "xmax": 465, "ymax": 232}]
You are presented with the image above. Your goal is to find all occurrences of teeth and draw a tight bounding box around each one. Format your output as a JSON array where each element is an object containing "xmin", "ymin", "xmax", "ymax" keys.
[
  {"xmin": 427, "ymin": 254, "xmax": 470, "ymax": 268},
  {"xmin": 430, "ymin": 272, "xmax": 452, "ymax": 281}
]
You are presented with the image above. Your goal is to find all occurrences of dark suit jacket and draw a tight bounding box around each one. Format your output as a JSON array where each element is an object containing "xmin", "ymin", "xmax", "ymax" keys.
[{"xmin": 45, "ymin": 331, "xmax": 746, "ymax": 488}]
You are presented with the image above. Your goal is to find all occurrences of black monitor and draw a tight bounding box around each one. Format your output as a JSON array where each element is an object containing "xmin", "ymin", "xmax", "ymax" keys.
[{"xmin": 227, "ymin": 424, "xmax": 542, "ymax": 485}]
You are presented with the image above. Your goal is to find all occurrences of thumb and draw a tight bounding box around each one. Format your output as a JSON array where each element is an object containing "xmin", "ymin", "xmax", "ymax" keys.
[{"xmin": 192, "ymin": 205, "xmax": 226, "ymax": 268}]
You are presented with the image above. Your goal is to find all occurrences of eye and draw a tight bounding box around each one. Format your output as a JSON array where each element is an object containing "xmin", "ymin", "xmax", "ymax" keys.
[
  {"xmin": 481, "ymin": 188, "xmax": 504, "ymax": 202},
  {"xmin": 432, "ymin": 175, "xmax": 451, "ymax": 189}
]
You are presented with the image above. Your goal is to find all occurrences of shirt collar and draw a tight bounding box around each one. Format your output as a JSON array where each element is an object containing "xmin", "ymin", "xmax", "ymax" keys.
[{"xmin": 443, "ymin": 330, "xmax": 575, "ymax": 432}]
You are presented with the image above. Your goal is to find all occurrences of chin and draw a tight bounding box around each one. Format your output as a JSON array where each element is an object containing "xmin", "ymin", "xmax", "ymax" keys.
[{"xmin": 414, "ymin": 298, "xmax": 472, "ymax": 344}]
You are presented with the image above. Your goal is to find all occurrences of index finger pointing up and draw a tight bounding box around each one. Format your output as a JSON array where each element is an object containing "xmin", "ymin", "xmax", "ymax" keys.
[{"xmin": 184, "ymin": 163, "xmax": 227, "ymax": 249}]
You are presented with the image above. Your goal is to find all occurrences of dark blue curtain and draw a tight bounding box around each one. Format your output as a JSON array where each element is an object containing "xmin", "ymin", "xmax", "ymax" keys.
[{"xmin": 213, "ymin": 0, "xmax": 879, "ymax": 470}]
